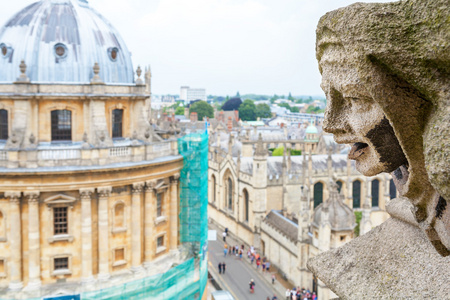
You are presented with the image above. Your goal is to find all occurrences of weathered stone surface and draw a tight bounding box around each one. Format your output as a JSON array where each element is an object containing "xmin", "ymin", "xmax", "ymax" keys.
[
  {"xmin": 309, "ymin": 0, "xmax": 449, "ymax": 297},
  {"xmin": 307, "ymin": 215, "xmax": 450, "ymax": 299},
  {"xmin": 315, "ymin": 0, "xmax": 449, "ymax": 254}
]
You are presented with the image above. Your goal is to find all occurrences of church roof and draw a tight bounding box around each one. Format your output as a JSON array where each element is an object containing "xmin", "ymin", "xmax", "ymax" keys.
[
  {"xmin": 264, "ymin": 210, "xmax": 298, "ymax": 242},
  {"xmin": 0, "ymin": 0, "xmax": 134, "ymax": 84}
]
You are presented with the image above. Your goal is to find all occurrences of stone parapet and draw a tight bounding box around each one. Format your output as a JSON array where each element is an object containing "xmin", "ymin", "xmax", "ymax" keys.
[{"xmin": 0, "ymin": 140, "xmax": 178, "ymax": 169}]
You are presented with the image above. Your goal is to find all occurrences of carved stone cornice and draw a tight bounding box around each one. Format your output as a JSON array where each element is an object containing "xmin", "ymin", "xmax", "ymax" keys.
[
  {"xmin": 132, "ymin": 183, "xmax": 144, "ymax": 194},
  {"xmin": 97, "ymin": 186, "xmax": 112, "ymax": 199},
  {"xmin": 24, "ymin": 191, "xmax": 40, "ymax": 204},
  {"xmin": 5, "ymin": 191, "xmax": 21, "ymax": 203},
  {"xmin": 145, "ymin": 180, "xmax": 157, "ymax": 193},
  {"xmin": 80, "ymin": 188, "xmax": 95, "ymax": 201},
  {"xmin": 170, "ymin": 174, "xmax": 180, "ymax": 184}
]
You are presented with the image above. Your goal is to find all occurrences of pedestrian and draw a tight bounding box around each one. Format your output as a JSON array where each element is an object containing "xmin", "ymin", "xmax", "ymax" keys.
[
  {"xmin": 251, "ymin": 255, "xmax": 255, "ymax": 264},
  {"xmin": 239, "ymin": 249, "xmax": 243, "ymax": 260},
  {"xmin": 235, "ymin": 245, "xmax": 239, "ymax": 255},
  {"xmin": 222, "ymin": 231, "xmax": 227, "ymax": 242},
  {"xmin": 232, "ymin": 246, "xmax": 235, "ymax": 255},
  {"xmin": 272, "ymin": 295, "xmax": 278, "ymax": 300},
  {"xmin": 311, "ymin": 292, "xmax": 316, "ymax": 300},
  {"xmin": 272, "ymin": 274, "xmax": 276, "ymax": 284},
  {"xmin": 266, "ymin": 261, "xmax": 271, "ymax": 272},
  {"xmin": 223, "ymin": 245, "xmax": 228, "ymax": 257},
  {"xmin": 225, "ymin": 227, "xmax": 228, "ymax": 236},
  {"xmin": 267, "ymin": 297, "xmax": 271, "ymax": 300},
  {"xmin": 256, "ymin": 259, "xmax": 261, "ymax": 269},
  {"xmin": 262, "ymin": 262, "xmax": 266, "ymax": 272},
  {"xmin": 285, "ymin": 289, "xmax": 291, "ymax": 300},
  {"xmin": 218, "ymin": 262, "xmax": 222, "ymax": 274},
  {"xmin": 222, "ymin": 262, "xmax": 226, "ymax": 274}
]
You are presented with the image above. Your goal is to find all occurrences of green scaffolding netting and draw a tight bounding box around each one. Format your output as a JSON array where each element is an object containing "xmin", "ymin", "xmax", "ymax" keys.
[{"xmin": 1, "ymin": 132, "xmax": 209, "ymax": 300}]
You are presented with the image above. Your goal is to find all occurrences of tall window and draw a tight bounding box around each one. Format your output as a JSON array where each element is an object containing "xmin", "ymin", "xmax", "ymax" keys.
[
  {"xmin": 51, "ymin": 110, "xmax": 72, "ymax": 141},
  {"xmin": 244, "ymin": 189, "xmax": 249, "ymax": 222},
  {"xmin": 54, "ymin": 207, "xmax": 68, "ymax": 235},
  {"xmin": 112, "ymin": 109, "xmax": 123, "ymax": 138},
  {"xmin": 156, "ymin": 192, "xmax": 163, "ymax": 217},
  {"xmin": 314, "ymin": 182, "xmax": 323, "ymax": 208},
  {"xmin": 390, "ymin": 179, "xmax": 397, "ymax": 199},
  {"xmin": 372, "ymin": 179, "xmax": 379, "ymax": 207},
  {"xmin": 227, "ymin": 178, "xmax": 233, "ymax": 210},
  {"xmin": 0, "ymin": 109, "xmax": 8, "ymax": 140},
  {"xmin": 353, "ymin": 180, "xmax": 361, "ymax": 208},
  {"xmin": 211, "ymin": 175, "xmax": 216, "ymax": 203},
  {"xmin": 336, "ymin": 181, "xmax": 343, "ymax": 193}
]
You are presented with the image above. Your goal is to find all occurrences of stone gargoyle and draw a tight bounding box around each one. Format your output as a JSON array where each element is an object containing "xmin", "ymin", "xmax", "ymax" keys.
[{"xmin": 307, "ymin": 0, "xmax": 449, "ymax": 298}]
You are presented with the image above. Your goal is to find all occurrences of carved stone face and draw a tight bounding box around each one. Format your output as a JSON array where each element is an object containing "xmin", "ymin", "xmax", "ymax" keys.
[{"xmin": 320, "ymin": 62, "xmax": 407, "ymax": 176}]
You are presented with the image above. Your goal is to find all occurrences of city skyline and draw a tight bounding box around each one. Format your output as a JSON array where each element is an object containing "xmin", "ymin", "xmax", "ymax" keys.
[{"xmin": 1, "ymin": 0, "xmax": 393, "ymax": 96}]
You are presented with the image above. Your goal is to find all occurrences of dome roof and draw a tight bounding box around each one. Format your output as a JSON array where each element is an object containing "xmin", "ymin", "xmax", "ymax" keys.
[
  {"xmin": 312, "ymin": 181, "xmax": 356, "ymax": 231},
  {"xmin": 305, "ymin": 123, "xmax": 318, "ymax": 134},
  {"xmin": 0, "ymin": 0, "xmax": 134, "ymax": 84}
]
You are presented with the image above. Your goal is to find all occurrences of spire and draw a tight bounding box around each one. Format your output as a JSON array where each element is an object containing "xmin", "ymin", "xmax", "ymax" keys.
[{"xmin": 255, "ymin": 133, "xmax": 267, "ymax": 156}]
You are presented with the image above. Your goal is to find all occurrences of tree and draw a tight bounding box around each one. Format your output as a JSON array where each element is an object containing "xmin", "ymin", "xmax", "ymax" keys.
[
  {"xmin": 272, "ymin": 146, "xmax": 285, "ymax": 156},
  {"xmin": 189, "ymin": 101, "xmax": 214, "ymax": 120},
  {"xmin": 238, "ymin": 99, "xmax": 256, "ymax": 121},
  {"xmin": 256, "ymin": 103, "xmax": 271, "ymax": 118},
  {"xmin": 222, "ymin": 97, "xmax": 242, "ymax": 111},
  {"xmin": 288, "ymin": 92, "xmax": 295, "ymax": 101},
  {"xmin": 175, "ymin": 106, "xmax": 185, "ymax": 115},
  {"xmin": 306, "ymin": 106, "xmax": 324, "ymax": 114}
]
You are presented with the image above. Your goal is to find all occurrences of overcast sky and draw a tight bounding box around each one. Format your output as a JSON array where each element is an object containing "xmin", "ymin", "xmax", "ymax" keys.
[{"xmin": 2, "ymin": 0, "xmax": 393, "ymax": 96}]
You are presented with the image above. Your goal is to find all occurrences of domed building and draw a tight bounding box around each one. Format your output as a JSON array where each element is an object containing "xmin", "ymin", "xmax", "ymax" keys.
[{"xmin": 0, "ymin": 1, "xmax": 207, "ymax": 299}]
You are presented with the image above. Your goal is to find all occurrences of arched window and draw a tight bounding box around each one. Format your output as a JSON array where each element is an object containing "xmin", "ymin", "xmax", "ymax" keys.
[
  {"xmin": 227, "ymin": 178, "xmax": 233, "ymax": 210},
  {"xmin": 211, "ymin": 175, "xmax": 216, "ymax": 203},
  {"xmin": 372, "ymin": 179, "xmax": 379, "ymax": 207},
  {"xmin": 114, "ymin": 203, "xmax": 125, "ymax": 228},
  {"xmin": 353, "ymin": 180, "xmax": 361, "ymax": 208},
  {"xmin": 313, "ymin": 182, "xmax": 323, "ymax": 208},
  {"xmin": 112, "ymin": 109, "xmax": 123, "ymax": 138},
  {"xmin": 336, "ymin": 181, "xmax": 343, "ymax": 193},
  {"xmin": 51, "ymin": 110, "xmax": 72, "ymax": 141},
  {"xmin": 243, "ymin": 189, "xmax": 249, "ymax": 222},
  {"xmin": 0, "ymin": 109, "xmax": 8, "ymax": 140},
  {"xmin": 390, "ymin": 179, "xmax": 397, "ymax": 199}
]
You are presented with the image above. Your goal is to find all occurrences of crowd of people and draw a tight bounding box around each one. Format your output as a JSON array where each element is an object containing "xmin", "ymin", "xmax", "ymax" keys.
[
  {"xmin": 220, "ymin": 229, "xmax": 316, "ymax": 300},
  {"xmin": 285, "ymin": 287, "xmax": 316, "ymax": 300}
]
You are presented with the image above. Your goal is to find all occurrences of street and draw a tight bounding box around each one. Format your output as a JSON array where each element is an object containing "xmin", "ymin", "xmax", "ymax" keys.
[{"xmin": 208, "ymin": 236, "xmax": 283, "ymax": 300}]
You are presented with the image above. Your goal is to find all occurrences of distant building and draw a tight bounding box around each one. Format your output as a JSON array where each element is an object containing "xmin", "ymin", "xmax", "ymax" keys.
[{"xmin": 180, "ymin": 86, "xmax": 207, "ymax": 103}]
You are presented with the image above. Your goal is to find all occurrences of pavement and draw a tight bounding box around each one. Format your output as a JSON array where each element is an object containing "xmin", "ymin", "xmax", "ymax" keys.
[{"xmin": 208, "ymin": 224, "xmax": 286, "ymax": 300}]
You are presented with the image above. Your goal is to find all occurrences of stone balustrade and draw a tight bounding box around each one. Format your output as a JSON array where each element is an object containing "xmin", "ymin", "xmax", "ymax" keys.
[{"xmin": 0, "ymin": 140, "xmax": 179, "ymax": 169}]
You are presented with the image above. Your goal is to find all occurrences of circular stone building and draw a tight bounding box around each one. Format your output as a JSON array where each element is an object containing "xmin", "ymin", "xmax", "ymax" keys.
[{"xmin": 0, "ymin": 0, "xmax": 187, "ymax": 298}]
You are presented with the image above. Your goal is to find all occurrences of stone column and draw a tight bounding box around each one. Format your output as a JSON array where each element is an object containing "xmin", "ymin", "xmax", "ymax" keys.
[
  {"xmin": 170, "ymin": 174, "xmax": 180, "ymax": 250},
  {"xmin": 131, "ymin": 183, "xmax": 144, "ymax": 273},
  {"xmin": 97, "ymin": 186, "xmax": 112, "ymax": 280},
  {"xmin": 5, "ymin": 191, "xmax": 22, "ymax": 290},
  {"xmin": 144, "ymin": 181, "xmax": 156, "ymax": 266},
  {"xmin": 24, "ymin": 191, "xmax": 41, "ymax": 290},
  {"xmin": 80, "ymin": 188, "xmax": 95, "ymax": 283}
]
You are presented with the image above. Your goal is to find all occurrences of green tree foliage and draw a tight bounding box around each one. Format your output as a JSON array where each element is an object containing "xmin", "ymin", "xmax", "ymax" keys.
[
  {"xmin": 175, "ymin": 106, "xmax": 185, "ymax": 115},
  {"xmin": 354, "ymin": 211, "xmax": 362, "ymax": 237},
  {"xmin": 288, "ymin": 92, "xmax": 295, "ymax": 101},
  {"xmin": 278, "ymin": 103, "xmax": 299, "ymax": 113},
  {"xmin": 238, "ymin": 99, "xmax": 256, "ymax": 121},
  {"xmin": 272, "ymin": 146, "xmax": 285, "ymax": 156},
  {"xmin": 222, "ymin": 97, "xmax": 242, "ymax": 111},
  {"xmin": 255, "ymin": 103, "xmax": 272, "ymax": 118},
  {"xmin": 189, "ymin": 101, "xmax": 214, "ymax": 121},
  {"xmin": 236, "ymin": 91, "xmax": 240, "ymax": 97},
  {"xmin": 306, "ymin": 106, "xmax": 324, "ymax": 114}
]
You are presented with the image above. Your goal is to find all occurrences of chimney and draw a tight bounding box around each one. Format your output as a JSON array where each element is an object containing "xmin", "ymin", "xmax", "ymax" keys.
[
  {"xmin": 163, "ymin": 112, "xmax": 168, "ymax": 121},
  {"xmin": 281, "ymin": 123, "xmax": 284, "ymax": 128},
  {"xmin": 190, "ymin": 112, "xmax": 198, "ymax": 122},
  {"xmin": 219, "ymin": 111, "xmax": 224, "ymax": 122},
  {"xmin": 227, "ymin": 116, "xmax": 233, "ymax": 132}
]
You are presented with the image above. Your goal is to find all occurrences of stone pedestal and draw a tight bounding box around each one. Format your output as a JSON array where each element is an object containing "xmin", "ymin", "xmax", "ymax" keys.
[
  {"xmin": 97, "ymin": 186, "xmax": 111, "ymax": 280},
  {"xmin": 80, "ymin": 188, "xmax": 95, "ymax": 283}
]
